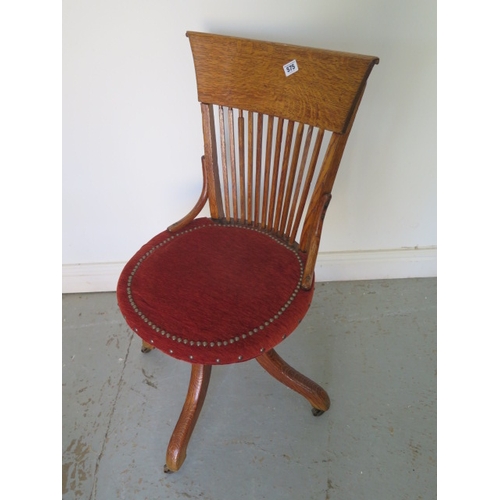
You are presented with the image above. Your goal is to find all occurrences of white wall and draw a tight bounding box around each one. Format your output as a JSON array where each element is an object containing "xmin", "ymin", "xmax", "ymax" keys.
[{"xmin": 62, "ymin": 0, "xmax": 436, "ymax": 292}]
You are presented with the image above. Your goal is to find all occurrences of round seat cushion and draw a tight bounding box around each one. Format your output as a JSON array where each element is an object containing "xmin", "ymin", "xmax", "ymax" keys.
[{"xmin": 117, "ymin": 218, "xmax": 314, "ymax": 365}]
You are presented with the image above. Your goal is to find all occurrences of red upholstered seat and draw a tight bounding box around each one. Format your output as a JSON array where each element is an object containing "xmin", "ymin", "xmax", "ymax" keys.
[{"xmin": 117, "ymin": 218, "xmax": 314, "ymax": 365}]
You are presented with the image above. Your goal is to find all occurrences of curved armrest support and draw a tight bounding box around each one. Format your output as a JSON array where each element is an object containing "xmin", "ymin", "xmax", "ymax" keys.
[
  {"xmin": 301, "ymin": 193, "xmax": 331, "ymax": 290},
  {"xmin": 167, "ymin": 156, "xmax": 209, "ymax": 233}
]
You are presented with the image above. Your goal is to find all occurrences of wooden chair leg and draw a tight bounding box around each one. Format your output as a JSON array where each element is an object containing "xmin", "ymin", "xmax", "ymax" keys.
[
  {"xmin": 165, "ymin": 364, "xmax": 212, "ymax": 473},
  {"xmin": 256, "ymin": 348, "xmax": 330, "ymax": 416},
  {"xmin": 141, "ymin": 340, "xmax": 155, "ymax": 353}
]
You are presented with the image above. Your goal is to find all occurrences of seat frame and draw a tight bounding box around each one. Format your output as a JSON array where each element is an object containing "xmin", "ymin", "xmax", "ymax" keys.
[{"xmin": 123, "ymin": 31, "xmax": 378, "ymax": 473}]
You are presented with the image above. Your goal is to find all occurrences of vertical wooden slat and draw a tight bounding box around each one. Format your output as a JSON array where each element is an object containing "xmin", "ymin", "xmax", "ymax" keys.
[
  {"xmin": 261, "ymin": 115, "xmax": 274, "ymax": 229},
  {"xmin": 254, "ymin": 113, "xmax": 264, "ymax": 225},
  {"xmin": 267, "ymin": 117, "xmax": 284, "ymax": 229},
  {"xmin": 273, "ymin": 120, "xmax": 295, "ymax": 232},
  {"xmin": 218, "ymin": 106, "xmax": 231, "ymax": 221},
  {"xmin": 279, "ymin": 122, "xmax": 304, "ymax": 235},
  {"xmin": 200, "ymin": 103, "xmax": 224, "ymax": 219},
  {"xmin": 228, "ymin": 107, "xmax": 238, "ymax": 220},
  {"xmin": 238, "ymin": 110, "xmax": 246, "ymax": 222},
  {"xmin": 285, "ymin": 125, "xmax": 314, "ymax": 239},
  {"xmin": 290, "ymin": 128, "xmax": 325, "ymax": 243},
  {"xmin": 247, "ymin": 111, "xmax": 254, "ymax": 224}
]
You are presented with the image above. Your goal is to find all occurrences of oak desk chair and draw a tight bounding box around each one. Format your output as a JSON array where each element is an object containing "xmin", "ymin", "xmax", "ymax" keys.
[{"xmin": 117, "ymin": 31, "xmax": 378, "ymax": 473}]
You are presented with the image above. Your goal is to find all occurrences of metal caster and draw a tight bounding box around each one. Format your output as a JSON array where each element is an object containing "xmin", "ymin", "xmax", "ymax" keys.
[{"xmin": 311, "ymin": 407, "xmax": 325, "ymax": 417}]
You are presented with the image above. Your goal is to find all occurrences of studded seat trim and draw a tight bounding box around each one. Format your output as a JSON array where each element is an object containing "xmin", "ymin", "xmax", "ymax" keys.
[{"xmin": 117, "ymin": 218, "xmax": 314, "ymax": 364}]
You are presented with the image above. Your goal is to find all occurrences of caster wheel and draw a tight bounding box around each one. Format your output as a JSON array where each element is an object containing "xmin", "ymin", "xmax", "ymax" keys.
[
  {"xmin": 164, "ymin": 465, "xmax": 175, "ymax": 474},
  {"xmin": 141, "ymin": 347, "xmax": 152, "ymax": 353},
  {"xmin": 311, "ymin": 408, "xmax": 325, "ymax": 417}
]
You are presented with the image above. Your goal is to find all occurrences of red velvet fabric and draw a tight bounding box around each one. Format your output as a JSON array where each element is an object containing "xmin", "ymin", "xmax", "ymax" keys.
[{"xmin": 117, "ymin": 218, "xmax": 314, "ymax": 365}]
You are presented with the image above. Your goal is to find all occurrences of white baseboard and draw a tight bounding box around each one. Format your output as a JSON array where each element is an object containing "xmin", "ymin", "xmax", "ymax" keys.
[
  {"xmin": 62, "ymin": 262, "xmax": 126, "ymax": 294},
  {"xmin": 62, "ymin": 246, "xmax": 436, "ymax": 294},
  {"xmin": 314, "ymin": 246, "xmax": 436, "ymax": 282}
]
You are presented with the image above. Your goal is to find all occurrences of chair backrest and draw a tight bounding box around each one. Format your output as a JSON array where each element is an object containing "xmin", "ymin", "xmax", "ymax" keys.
[{"xmin": 187, "ymin": 31, "xmax": 379, "ymax": 289}]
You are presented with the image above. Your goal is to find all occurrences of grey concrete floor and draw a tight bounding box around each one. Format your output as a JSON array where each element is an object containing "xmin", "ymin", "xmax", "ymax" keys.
[{"xmin": 62, "ymin": 278, "xmax": 436, "ymax": 500}]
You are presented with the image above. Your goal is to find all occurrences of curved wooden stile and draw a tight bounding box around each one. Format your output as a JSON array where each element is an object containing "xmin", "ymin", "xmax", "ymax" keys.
[{"xmin": 299, "ymin": 83, "xmax": 370, "ymax": 288}]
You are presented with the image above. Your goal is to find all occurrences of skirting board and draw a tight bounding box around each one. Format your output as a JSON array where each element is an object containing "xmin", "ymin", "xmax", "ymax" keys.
[{"xmin": 62, "ymin": 246, "xmax": 436, "ymax": 294}]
